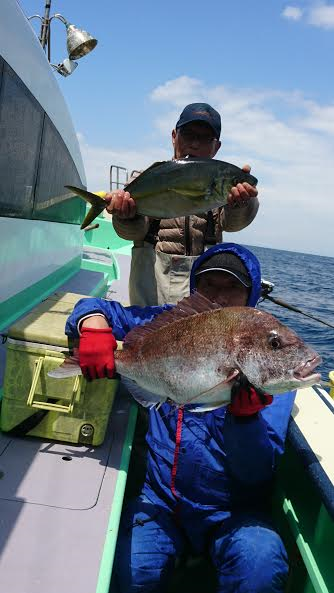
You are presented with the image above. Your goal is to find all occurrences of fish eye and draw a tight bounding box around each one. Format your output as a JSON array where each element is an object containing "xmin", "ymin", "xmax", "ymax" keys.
[{"xmin": 269, "ymin": 335, "xmax": 281, "ymax": 350}]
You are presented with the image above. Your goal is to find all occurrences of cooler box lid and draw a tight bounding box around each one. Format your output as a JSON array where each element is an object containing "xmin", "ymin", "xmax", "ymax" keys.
[{"xmin": 7, "ymin": 292, "xmax": 90, "ymax": 347}]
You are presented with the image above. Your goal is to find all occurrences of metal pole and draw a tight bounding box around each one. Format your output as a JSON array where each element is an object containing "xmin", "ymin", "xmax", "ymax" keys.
[{"xmin": 40, "ymin": 0, "xmax": 52, "ymax": 50}]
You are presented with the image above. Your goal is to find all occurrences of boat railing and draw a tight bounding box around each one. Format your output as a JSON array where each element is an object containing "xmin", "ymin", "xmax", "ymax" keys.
[
  {"xmin": 110, "ymin": 165, "xmax": 128, "ymax": 191},
  {"xmin": 110, "ymin": 165, "xmax": 142, "ymax": 191}
]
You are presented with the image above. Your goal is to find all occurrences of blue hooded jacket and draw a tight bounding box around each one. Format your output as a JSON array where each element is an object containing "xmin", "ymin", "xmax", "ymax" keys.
[
  {"xmin": 66, "ymin": 243, "xmax": 295, "ymax": 539},
  {"xmin": 189, "ymin": 242, "xmax": 261, "ymax": 306},
  {"xmin": 65, "ymin": 242, "xmax": 261, "ymax": 337}
]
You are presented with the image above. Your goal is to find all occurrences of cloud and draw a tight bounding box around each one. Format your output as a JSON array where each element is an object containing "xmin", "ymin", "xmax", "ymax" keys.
[
  {"xmin": 281, "ymin": 2, "xmax": 334, "ymax": 29},
  {"xmin": 298, "ymin": 102, "xmax": 334, "ymax": 134},
  {"xmin": 150, "ymin": 76, "xmax": 333, "ymax": 170},
  {"xmin": 150, "ymin": 76, "xmax": 205, "ymax": 107},
  {"xmin": 149, "ymin": 76, "xmax": 334, "ymax": 256},
  {"xmin": 308, "ymin": 3, "xmax": 334, "ymax": 29},
  {"xmin": 77, "ymin": 132, "xmax": 170, "ymax": 190},
  {"xmin": 282, "ymin": 6, "xmax": 303, "ymax": 20},
  {"xmin": 78, "ymin": 75, "xmax": 334, "ymax": 256}
]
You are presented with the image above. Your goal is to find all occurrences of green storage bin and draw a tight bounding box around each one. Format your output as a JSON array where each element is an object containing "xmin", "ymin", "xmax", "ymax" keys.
[{"xmin": 1, "ymin": 292, "xmax": 118, "ymax": 446}]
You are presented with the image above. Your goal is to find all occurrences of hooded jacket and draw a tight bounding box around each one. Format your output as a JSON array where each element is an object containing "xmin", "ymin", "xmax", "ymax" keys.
[
  {"xmin": 189, "ymin": 242, "xmax": 261, "ymax": 306},
  {"xmin": 141, "ymin": 244, "xmax": 294, "ymax": 534},
  {"xmin": 66, "ymin": 244, "xmax": 294, "ymax": 539},
  {"xmin": 65, "ymin": 243, "xmax": 261, "ymax": 337}
]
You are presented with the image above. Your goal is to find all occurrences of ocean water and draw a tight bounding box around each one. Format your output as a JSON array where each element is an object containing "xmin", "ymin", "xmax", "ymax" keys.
[{"xmin": 246, "ymin": 245, "xmax": 334, "ymax": 381}]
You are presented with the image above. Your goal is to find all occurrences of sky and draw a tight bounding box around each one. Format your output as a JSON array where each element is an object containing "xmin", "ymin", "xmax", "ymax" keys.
[{"xmin": 19, "ymin": 0, "xmax": 334, "ymax": 257}]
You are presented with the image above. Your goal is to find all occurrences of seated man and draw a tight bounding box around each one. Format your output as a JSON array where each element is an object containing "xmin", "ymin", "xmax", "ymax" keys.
[{"xmin": 66, "ymin": 243, "xmax": 294, "ymax": 593}]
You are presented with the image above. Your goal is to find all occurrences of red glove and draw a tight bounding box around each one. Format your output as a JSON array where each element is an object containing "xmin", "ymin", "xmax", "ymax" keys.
[
  {"xmin": 228, "ymin": 386, "xmax": 273, "ymax": 417},
  {"xmin": 79, "ymin": 327, "xmax": 117, "ymax": 380}
]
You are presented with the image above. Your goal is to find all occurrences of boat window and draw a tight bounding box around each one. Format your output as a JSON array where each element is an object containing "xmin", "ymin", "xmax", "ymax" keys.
[
  {"xmin": 33, "ymin": 115, "xmax": 85, "ymax": 224},
  {"xmin": 0, "ymin": 62, "xmax": 43, "ymax": 218}
]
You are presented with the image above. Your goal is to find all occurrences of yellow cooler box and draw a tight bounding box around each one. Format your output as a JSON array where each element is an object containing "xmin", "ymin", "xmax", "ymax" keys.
[{"xmin": 1, "ymin": 292, "xmax": 118, "ymax": 446}]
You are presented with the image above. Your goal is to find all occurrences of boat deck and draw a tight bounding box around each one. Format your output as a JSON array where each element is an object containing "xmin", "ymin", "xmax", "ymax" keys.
[
  {"xmin": 0, "ymin": 253, "xmax": 136, "ymax": 593},
  {"xmin": 0, "ymin": 387, "xmax": 135, "ymax": 593}
]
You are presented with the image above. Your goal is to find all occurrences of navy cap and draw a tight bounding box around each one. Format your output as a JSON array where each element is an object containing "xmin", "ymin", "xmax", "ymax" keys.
[
  {"xmin": 175, "ymin": 103, "xmax": 221, "ymax": 139},
  {"xmin": 195, "ymin": 253, "xmax": 251, "ymax": 288}
]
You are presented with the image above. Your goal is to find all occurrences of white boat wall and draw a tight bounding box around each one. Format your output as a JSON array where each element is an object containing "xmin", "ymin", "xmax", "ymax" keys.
[
  {"xmin": 0, "ymin": 4, "xmax": 137, "ymax": 593},
  {"xmin": 0, "ymin": 0, "xmax": 86, "ymax": 323}
]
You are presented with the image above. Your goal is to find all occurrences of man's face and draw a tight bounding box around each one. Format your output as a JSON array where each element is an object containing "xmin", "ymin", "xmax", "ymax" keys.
[
  {"xmin": 196, "ymin": 271, "xmax": 249, "ymax": 307},
  {"xmin": 172, "ymin": 121, "xmax": 221, "ymax": 159}
]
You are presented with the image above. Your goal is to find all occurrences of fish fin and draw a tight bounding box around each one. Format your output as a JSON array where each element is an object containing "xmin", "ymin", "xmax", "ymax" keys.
[
  {"xmin": 65, "ymin": 186, "xmax": 106, "ymax": 229},
  {"xmin": 65, "ymin": 186, "xmax": 106, "ymax": 208},
  {"xmin": 124, "ymin": 161, "xmax": 169, "ymax": 186},
  {"xmin": 189, "ymin": 400, "xmax": 230, "ymax": 413},
  {"xmin": 124, "ymin": 161, "xmax": 167, "ymax": 191},
  {"xmin": 185, "ymin": 370, "xmax": 239, "ymax": 405},
  {"xmin": 123, "ymin": 292, "xmax": 223, "ymax": 349},
  {"xmin": 80, "ymin": 206, "xmax": 104, "ymax": 230},
  {"xmin": 121, "ymin": 376, "xmax": 166, "ymax": 408},
  {"xmin": 47, "ymin": 355, "xmax": 82, "ymax": 378}
]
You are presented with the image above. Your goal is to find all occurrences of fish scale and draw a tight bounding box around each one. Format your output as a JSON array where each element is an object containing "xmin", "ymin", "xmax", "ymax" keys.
[
  {"xmin": 49, "ymin": 293, "xmax": 321, "ymax": 412},
  {"xmin": 65, "ymin": 157, "xmax": 258, "ymax": 229}
]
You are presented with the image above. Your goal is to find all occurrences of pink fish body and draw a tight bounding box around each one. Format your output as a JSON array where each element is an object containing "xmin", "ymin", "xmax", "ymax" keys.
[{"xmin": 49, "ymin": 294, "xmax": 321, "ymax": 410}]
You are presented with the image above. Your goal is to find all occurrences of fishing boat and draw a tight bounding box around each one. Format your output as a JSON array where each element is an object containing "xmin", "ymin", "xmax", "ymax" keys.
[
  {"xmin": 0, "ymin": 2, "xmax": 333, "ymax": 592},
  {"xmin": 0, "ymin": 3, "xmax": 135, "ymax": 593}
]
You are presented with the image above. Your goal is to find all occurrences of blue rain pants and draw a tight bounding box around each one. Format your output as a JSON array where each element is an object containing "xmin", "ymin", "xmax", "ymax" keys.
[{"xmin": 114, "ymin": 495, "xmax": 288, "ymax": 593}]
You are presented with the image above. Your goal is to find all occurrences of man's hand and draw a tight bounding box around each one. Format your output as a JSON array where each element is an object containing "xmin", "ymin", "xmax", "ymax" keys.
[
  {"xmin": 79, "ymin": 322, "xmax": 117, "ymax": 380},
  {"xmin": 228, "ymin": 386, "xmax": 273, "ymax": 416},
  {"xmin": 104, "ymin": 190, "xmax": 137, "ymax": 219},
  {"xmin": 228, "ymin": 164, "xmax": 258, "ymax": 208}
]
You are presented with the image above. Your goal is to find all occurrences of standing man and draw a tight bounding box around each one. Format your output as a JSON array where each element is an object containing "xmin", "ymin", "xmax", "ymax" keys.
[{"xmin": 105, "ymin": 103, "xmax": 259, "ymax": 307}]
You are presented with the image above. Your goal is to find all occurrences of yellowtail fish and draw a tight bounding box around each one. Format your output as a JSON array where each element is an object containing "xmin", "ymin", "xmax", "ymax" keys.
[
  {"xmin": 49, "ymin": 293, "xmax": 321, "ymax": 412},
  {"xmin": 66, "ymin": 157, "xmax": 258, "ymax": 230}
]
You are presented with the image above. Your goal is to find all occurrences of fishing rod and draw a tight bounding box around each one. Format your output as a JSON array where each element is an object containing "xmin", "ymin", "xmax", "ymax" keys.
[{"xmin": 260, "ymin": 280, "xmax": 334, "ymax": 330}]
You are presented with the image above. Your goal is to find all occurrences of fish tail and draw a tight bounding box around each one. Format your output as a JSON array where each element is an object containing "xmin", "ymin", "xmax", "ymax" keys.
[{"xmin": 47, "ymin": 355, "xmax": 82, "ymax": 378}]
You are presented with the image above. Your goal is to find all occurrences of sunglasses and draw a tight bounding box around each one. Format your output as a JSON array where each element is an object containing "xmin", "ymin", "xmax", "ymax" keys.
[{"xmin": 178, "ymin": 128, "xmax": 217, "ymax": 145}]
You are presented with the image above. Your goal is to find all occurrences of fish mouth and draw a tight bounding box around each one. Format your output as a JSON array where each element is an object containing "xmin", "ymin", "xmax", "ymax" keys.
[{"xmin": 293, "ymin": 355, "xmax": 322, "ymax": 383}]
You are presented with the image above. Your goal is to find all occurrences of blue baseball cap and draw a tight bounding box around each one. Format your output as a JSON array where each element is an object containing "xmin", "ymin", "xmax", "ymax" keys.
[{"xmin": 175, "ymin": 103, "xmax": 221, "ymax": 139}]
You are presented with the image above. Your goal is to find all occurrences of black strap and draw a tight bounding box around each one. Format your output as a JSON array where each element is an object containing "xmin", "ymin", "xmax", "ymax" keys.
[
  {"xmin": 230, "ymin": 374, "xmax": 269, "ymax": 404},
  {"xmin": 145, "ymin": 212, "xmax": 216, "ymax": 247},
  {"xmin": 204, "ymin": 210, "xmax": 216, "ymax": 246},
  {"xmin": 144, "ymin": 219, "xmax": 161, "ymax": 246},
  {"xmin": 5, "ymin": 407, "xmax": 50, "ymax": 437},
  {"xmin": 144, "ymin": 210, "xmax": 217, "ymax": 247}
]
